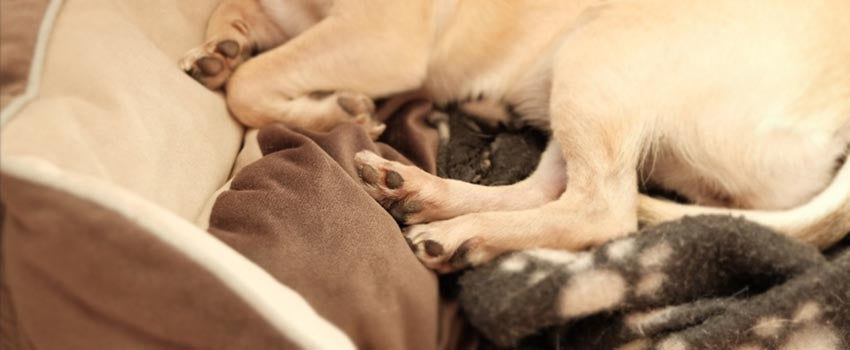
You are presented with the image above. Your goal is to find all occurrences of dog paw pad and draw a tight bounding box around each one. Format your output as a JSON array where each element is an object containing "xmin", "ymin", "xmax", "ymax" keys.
[
  {"xmin": 215, "ymin": 39, "xmax": 240, "ymax": 58},
  {"xmin": 385, "ymin": 170, "xmax": 404, "ymax": 189},
  {"xmin": 423, "ymin": 240, "xmax": 445, "ymax": 257},
  {"xmin": 358, "ymin": 164, "xmax": 380, "ymax": 185},
  {"xmin": 388, "ymin": 200, "xmax": 423, "ymax": 222},
  {"xmin": 196, "ymin": 56, "xmax": 224, "ymax": 75}
]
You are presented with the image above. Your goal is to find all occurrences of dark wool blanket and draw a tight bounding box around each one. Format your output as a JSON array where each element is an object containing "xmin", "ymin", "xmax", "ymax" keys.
[{"xmin": 437, "ymin": 110, "xmax": 850, "ymax": 350}]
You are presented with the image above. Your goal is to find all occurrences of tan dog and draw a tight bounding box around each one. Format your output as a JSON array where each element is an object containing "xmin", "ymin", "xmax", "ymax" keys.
[{"xmin": 181, "ymin": 0, "xmax": 850, "ymax": 273}]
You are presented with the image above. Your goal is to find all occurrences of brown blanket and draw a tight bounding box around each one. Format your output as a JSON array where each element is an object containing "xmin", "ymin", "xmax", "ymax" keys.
[{"xmin": 206, "ymin": 98, "xmax": 465, "ymax": 350}]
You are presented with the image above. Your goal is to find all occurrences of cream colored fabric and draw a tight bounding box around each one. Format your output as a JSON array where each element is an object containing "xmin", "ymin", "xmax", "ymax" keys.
[
  {"xmin": 0, "ymin": 0, "xmax": 243, "ymax": 220},
  {"xmin": 230, "ymin": 128, "xmax": 264, "ymax": 177},
  {"xmin": 195, "ymin": 129, "xmax": 262, "ymax": 228}
]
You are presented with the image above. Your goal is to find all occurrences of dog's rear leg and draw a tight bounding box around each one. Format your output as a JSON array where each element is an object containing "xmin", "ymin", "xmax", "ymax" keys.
[
  {"xmin": 225, "ymin": 0, "xmax": 431, "ymax": 138},
  {"xmin": 179, "ymin": 0, "xmax": 289, "ymax": 89},
  {"xmin": 375, "ymin": 64, "xmax": 652, "ymax": 272},
  {"xmin": 637, "ymin": 154, "xmax": 850, "ymax": 249}
]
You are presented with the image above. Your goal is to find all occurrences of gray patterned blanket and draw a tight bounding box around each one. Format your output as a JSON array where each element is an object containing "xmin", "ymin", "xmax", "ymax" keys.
[{"xmin": 437, "ymin": 110, "xmax": 850, "ymax": 350}]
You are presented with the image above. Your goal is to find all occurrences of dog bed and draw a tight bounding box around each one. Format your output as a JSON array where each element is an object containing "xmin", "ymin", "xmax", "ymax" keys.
[
  {"xmin": 2, "ymin": 1, "xmax": 848, "ymax": 350},
  {"xmin": 1, "ymin": 2, "xmax": 447, "ymax": 349}
]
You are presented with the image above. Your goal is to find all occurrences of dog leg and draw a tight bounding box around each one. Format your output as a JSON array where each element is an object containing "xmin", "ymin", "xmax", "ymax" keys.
[
  {"xmin": 179, "ymin": 0, "xmax": 289, "ymax": 90},
  {"xmin": 386, "ymin": 41, "xmax": 656, "ymax": 272},
  {"xmin": 354, "ymin": 140, "xmax": 566, "ymax": 224},
  {"xmin": 224, "ymin": 0, "xmax": 431, "ymax": 138},
  {"xmin": 398, "ymin": 124, "xmax": 646, "ymax": 272}
]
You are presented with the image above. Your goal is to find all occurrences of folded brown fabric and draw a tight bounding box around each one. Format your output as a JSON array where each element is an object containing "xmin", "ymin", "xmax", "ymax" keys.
[{"xmin": 207, "ymin": 97, "xmax": 447, "ymax": 350}]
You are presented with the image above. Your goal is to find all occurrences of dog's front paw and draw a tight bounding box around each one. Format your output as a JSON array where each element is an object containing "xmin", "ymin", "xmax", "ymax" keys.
[
  {"xmin": 354, "ymin": 150, "xmax": 451, "ymax": 224},
  {"xmin": 179, "ymin": 38, "xmax": 248, "ymax": 90}
]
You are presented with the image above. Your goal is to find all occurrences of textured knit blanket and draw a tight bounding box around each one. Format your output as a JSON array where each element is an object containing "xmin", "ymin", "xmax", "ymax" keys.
[{"xmin": 437, "ymin": 111, "xmax": 850, "ymax": 350}]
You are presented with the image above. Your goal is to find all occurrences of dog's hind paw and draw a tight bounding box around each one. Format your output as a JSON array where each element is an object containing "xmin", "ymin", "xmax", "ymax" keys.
[
  {"xmin": 402, "ymin": 217, "xmax": 499, "ymax": 273},
  {"xmin": 179, "ymin": 38, "xmax": 248, "ymax": 90},
  {"xmin": 333, "ymin": 92, "xmax": 385, "ymax": 139}
]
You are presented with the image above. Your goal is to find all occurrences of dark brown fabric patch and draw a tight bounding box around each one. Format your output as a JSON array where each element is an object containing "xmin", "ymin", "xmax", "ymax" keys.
[
  {"xmin": 0, "ymin": 200, "xmax": 35, "ymax": 350},
  {"xmin": 0, "ymin": 175, "xmax": 299, "ymax": 350},
  {"xmin": 0, "ymin": 0, "xmax": 51, "ymax": 109}
]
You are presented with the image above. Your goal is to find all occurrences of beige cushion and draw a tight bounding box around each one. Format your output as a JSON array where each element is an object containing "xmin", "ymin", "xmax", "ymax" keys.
[{"xmin": 1, "ymin": 0, "xmax": 243, "ymax": 220}]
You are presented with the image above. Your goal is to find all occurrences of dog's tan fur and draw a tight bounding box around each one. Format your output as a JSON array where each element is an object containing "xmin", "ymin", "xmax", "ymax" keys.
[{"xmin": 182, "ymin": 0, "xmax": 850, "ymax": 272}]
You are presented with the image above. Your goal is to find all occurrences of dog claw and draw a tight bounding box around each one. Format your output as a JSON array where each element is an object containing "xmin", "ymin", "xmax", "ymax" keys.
[
  {"xmin": 405, "ymin": 236, "xmax": 418, "ymax": 252},
  {"xmin": 449, "ymin": 240, "xmax": 473, "ymax": 269},
  {"xmin": 337, "ymin": 95, "xmax": 372, "ymax": 116}
]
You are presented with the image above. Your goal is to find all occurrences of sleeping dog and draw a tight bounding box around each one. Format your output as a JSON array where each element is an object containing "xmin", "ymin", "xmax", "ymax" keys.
[{"xmin": 181, "ymin": 0, "xmax": 850, "ymax": 273}]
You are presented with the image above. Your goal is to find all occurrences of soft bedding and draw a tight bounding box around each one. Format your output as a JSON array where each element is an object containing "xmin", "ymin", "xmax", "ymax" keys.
[
  {"xmin": 460, "ymin": 217, "xmax": 850, "ymax": 350},
  {"xmin": 1, "ymin": 1, "xmax": 448, "ymax": 348},
  {"xmin": 2, "ymin": 1, "xmax": 849, "ymax": 349}
]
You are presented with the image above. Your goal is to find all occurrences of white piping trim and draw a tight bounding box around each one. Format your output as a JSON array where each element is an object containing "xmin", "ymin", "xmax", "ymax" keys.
[
  {"xmin": 0, "ymin": 0, "xmax": 65, "ymax": 126},
  {"xmin": 1, "ymin": 157, "xmax": 356, "ymax": 350}
]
